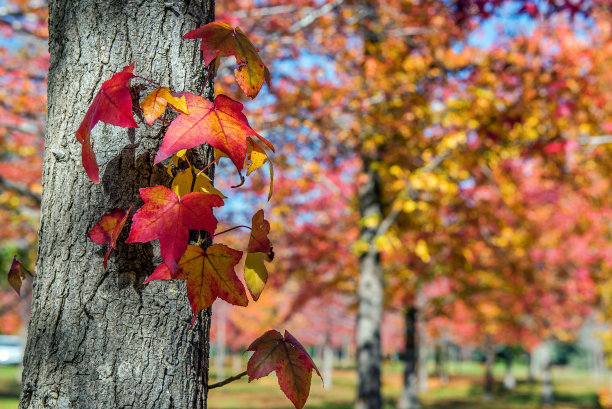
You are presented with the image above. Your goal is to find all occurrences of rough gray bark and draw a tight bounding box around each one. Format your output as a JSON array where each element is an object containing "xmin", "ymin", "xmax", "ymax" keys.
[
  {"xmin": 398, "ymin": 307, "xmax": 420, "ymax": 409},
  {"xmin": 355, "ymin": 166, "xmax": 383, "ymax": 409},
  {"xmin": 20, "ymin": 1, "xmax": 215, "ymax": 408}
]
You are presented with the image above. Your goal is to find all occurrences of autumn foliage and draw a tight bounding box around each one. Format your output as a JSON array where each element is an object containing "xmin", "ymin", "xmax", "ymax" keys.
[{"xmin": 71, "ymin": 20, "xmax": 317, "ymax": 408}]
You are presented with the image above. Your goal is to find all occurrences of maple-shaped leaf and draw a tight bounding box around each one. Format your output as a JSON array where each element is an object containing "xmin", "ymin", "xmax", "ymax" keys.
[
  {"xmin": 184, "ymin": 22, "xmax": 271, "ymax": 98},
  {"xmin": 75, "ymin": 63, "xmax": 138, "ymax": 184},
  {"xmin": 87, "ymin": 207, "xmax": 132, "ymax": 269},
  {"xmin": 140, "ymin": 87, "xmax": 189, "ymax": 126},
  {"xmin": 245, "ymin": 209, "xmax": 273, "ymax": 300},
  {"xmin": 247, "ymin": 139, "xmax": 274, "ymax": 200},
  {"xmin": 155, "ymin": 93, "xmax": 273, "ymax": 172},
  {"xmin": 171, "ymin": 167, "xmax": 226, "ymax": 199},
  {"xmin": 247, "ymin": 329, "xmax": 322, "ymax": 409},
  {"xmin": 7, "ymin": 256, "xmax": 33, "ymax": 295},
  {"xmin": 184, "ymin": 244, "xmax": 247, "ymax": 317},
  {"xmin": 125, "ymin": 185, "xmax": 223, "ymax": 272}
]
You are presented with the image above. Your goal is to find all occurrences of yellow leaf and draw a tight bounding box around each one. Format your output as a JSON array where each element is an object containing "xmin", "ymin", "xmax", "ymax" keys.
[
  {"xmin": 171, "ymin": 167, "xmax": 226, "ymax": 199},
  {"xmin": 246, "ymin": 139, "xmax": 274, "ymax": 201},
  {"xmin": 415, "ymin": 239, "xmax": 430, "ymax": 263},
  {"xmin": 141, "ymin": 87, "xmax": 189, "ymax": 126},
  {"xmin": 247, "ymin": 139, "xmax": 268, "ymax": 176},
  {"xmin": 245, "ymin": 252, "xmax": 270, "ymax": 301},
  {"xmin": 167, "ymin": 149, "xmax": 188, "ymax": 176}
]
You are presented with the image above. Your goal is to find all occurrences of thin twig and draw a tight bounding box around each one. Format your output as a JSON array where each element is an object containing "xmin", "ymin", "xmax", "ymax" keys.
[
  {"xmin": 135, "ymin": 75, "xmax": 161, "ymax": 88},
  {"xmin": 213, "ymin": 225, "xmax": 251, "ymax": 237},
  {"xmin": 208, "ymin": 371, "xmax": 248, "ymax": 389}
]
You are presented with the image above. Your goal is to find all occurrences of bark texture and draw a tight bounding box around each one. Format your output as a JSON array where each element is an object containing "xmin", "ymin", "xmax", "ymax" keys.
[
  {"xmin": 20, "ymin": 1, "xmax": 215, "ymax": 408},
  {"xmin": 355, "ymin": 166, "xmax": 383, "ymax": 409}
]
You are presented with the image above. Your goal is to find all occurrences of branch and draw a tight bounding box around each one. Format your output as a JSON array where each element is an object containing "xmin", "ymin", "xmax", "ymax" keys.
[
  {"xmin": 208, "ymin": 371, "xmax": 248, "ymax": 389},
  {"xmin": 579, "ymin": 134, "xmax": 612, "ymax": 146},
  {"xmin": 368, "ymin": 149, "xmax": 453, "ymax": 248},
  {"xmin": 0, "ymin": 176, "xmax": 41, "ymax": 204},
  {"xmin": 288, "ymin": 0, "xmax": 344, "ymax": 34},
  {"xmin": 231, "ymin": 5, "xmax": 301, "ymax": 18}
]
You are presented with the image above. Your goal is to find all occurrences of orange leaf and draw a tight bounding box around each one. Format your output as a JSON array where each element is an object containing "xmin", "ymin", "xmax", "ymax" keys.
[
  {"xmin": 173, "ymin": 244, "xmax": 248, "ymax": 320},
  {"xmin": 140, "ymin": 87, "xmax": 188, "ymax": 126}
]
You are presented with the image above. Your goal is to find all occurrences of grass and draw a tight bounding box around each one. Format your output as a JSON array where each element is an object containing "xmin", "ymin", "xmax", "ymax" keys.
[
  {"xmin": 0, "ymin": 361, "xmax": 605, "ymax": 408},
  {"xmin": 207, "ymin": 360, "xmax": 605, "ymax": 409},
  {"xmin": 0, "ymin": 365, "xmax": 19, "ymax": 409}
]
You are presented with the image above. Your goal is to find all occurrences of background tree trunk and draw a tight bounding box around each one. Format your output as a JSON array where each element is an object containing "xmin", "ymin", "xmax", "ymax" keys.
[
  {"xmin": 483, "ymin": 334, "xmax": 494, "ymax": 401},
  {"xmin": 355, "ymin": 165, "xmax": 383, "ymax": 409},
  {"xmin": 398, "ymin": 306, "xmax": 420, "ymax": 409},
  {"xmin": 355, "ymin": 0, "xmax": 384, "ymax": 406},
  {"xmin": 20, "ymin": 1, "xmax": 215, "ymax": 408}
]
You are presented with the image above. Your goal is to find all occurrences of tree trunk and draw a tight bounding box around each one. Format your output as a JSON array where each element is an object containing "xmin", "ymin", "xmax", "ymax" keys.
[
  {"xmin": 483, "ymin": 334, "xmax": 494, "ymax": 400},
  {"xmin": 398, "ymin": 307, "xmax": 420, "ymax": 409},
  {"xmin": 527, "ymin": 351, "xmax": 536, "ymax": 383},
  {"xmin": 416, "ymin": 294, "xmax": 428, "ymax": 393},
  {"xmin": 541, "ymin": 341, "xmax": 554, "ymax": 406},
  {"xmin": 322, "ymin": 341, "xmax": 334, "ymax": 389},
  {"xmin": 354, "ymin": 0, "xmax": 385, "ymax": 405},
  {"xmin": 355, "ymin": 165, "xmax": 383, "ymax": 409},
  {"xmin": 20, "ymin": 1, "xmax": 215, "ymax": 408},
  {"xmin": 541, "ymin": 364, "xmax": 554, "ymax": 406},
  {"xmin": 503, "ymin": 353, "xmax": 516, "ymax": 390}
]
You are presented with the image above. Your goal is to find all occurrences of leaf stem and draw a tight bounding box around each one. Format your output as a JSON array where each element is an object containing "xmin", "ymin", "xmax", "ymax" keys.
[
  {"xmin": 208, "ymin": 371, "xmax": 248, "ymax": 389},
  {"xmin": 213, "ymin": 225, "xmax": 252, "ymax": 237},
  {"xmin": 197, "ymin": 158, "xmax": 219, "ymax": 176},
  {"xmin": 200, "ymin": 58, "xmax": 216, "ymax": 97},
  {"xmin": 135, "ymin": 75, "xmax": 162, "ymax": 87}
]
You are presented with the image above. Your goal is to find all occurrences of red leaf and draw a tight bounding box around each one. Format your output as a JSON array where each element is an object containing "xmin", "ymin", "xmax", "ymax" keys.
[
  {"xmin": 7, "ymin": 256, "xmax": 32, "ymax": 295},
  {"xmin": 75, "ymin": 63, "xmax": 138, "ymax": 183},
  {"xmin": 143, "ymin": 263, "xmax": 172, "ymax": 284},
  {"xmin": 184, "ymin": 22, "xmax": 270, "ymax": 98},
  {"xmin": 155, "ymin": 93, "xmax": 273, "ymax": 172},
  {"xmin": 125, "ymin": 185, "xmax": 223, "ymax": 272},
  {"xmin": 247, "ymin": 329, "xmax": 322, "ymax": 409},
  {"xmin": 87, "ymin": 207, "xmax": 132, "ymax": 269}
]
